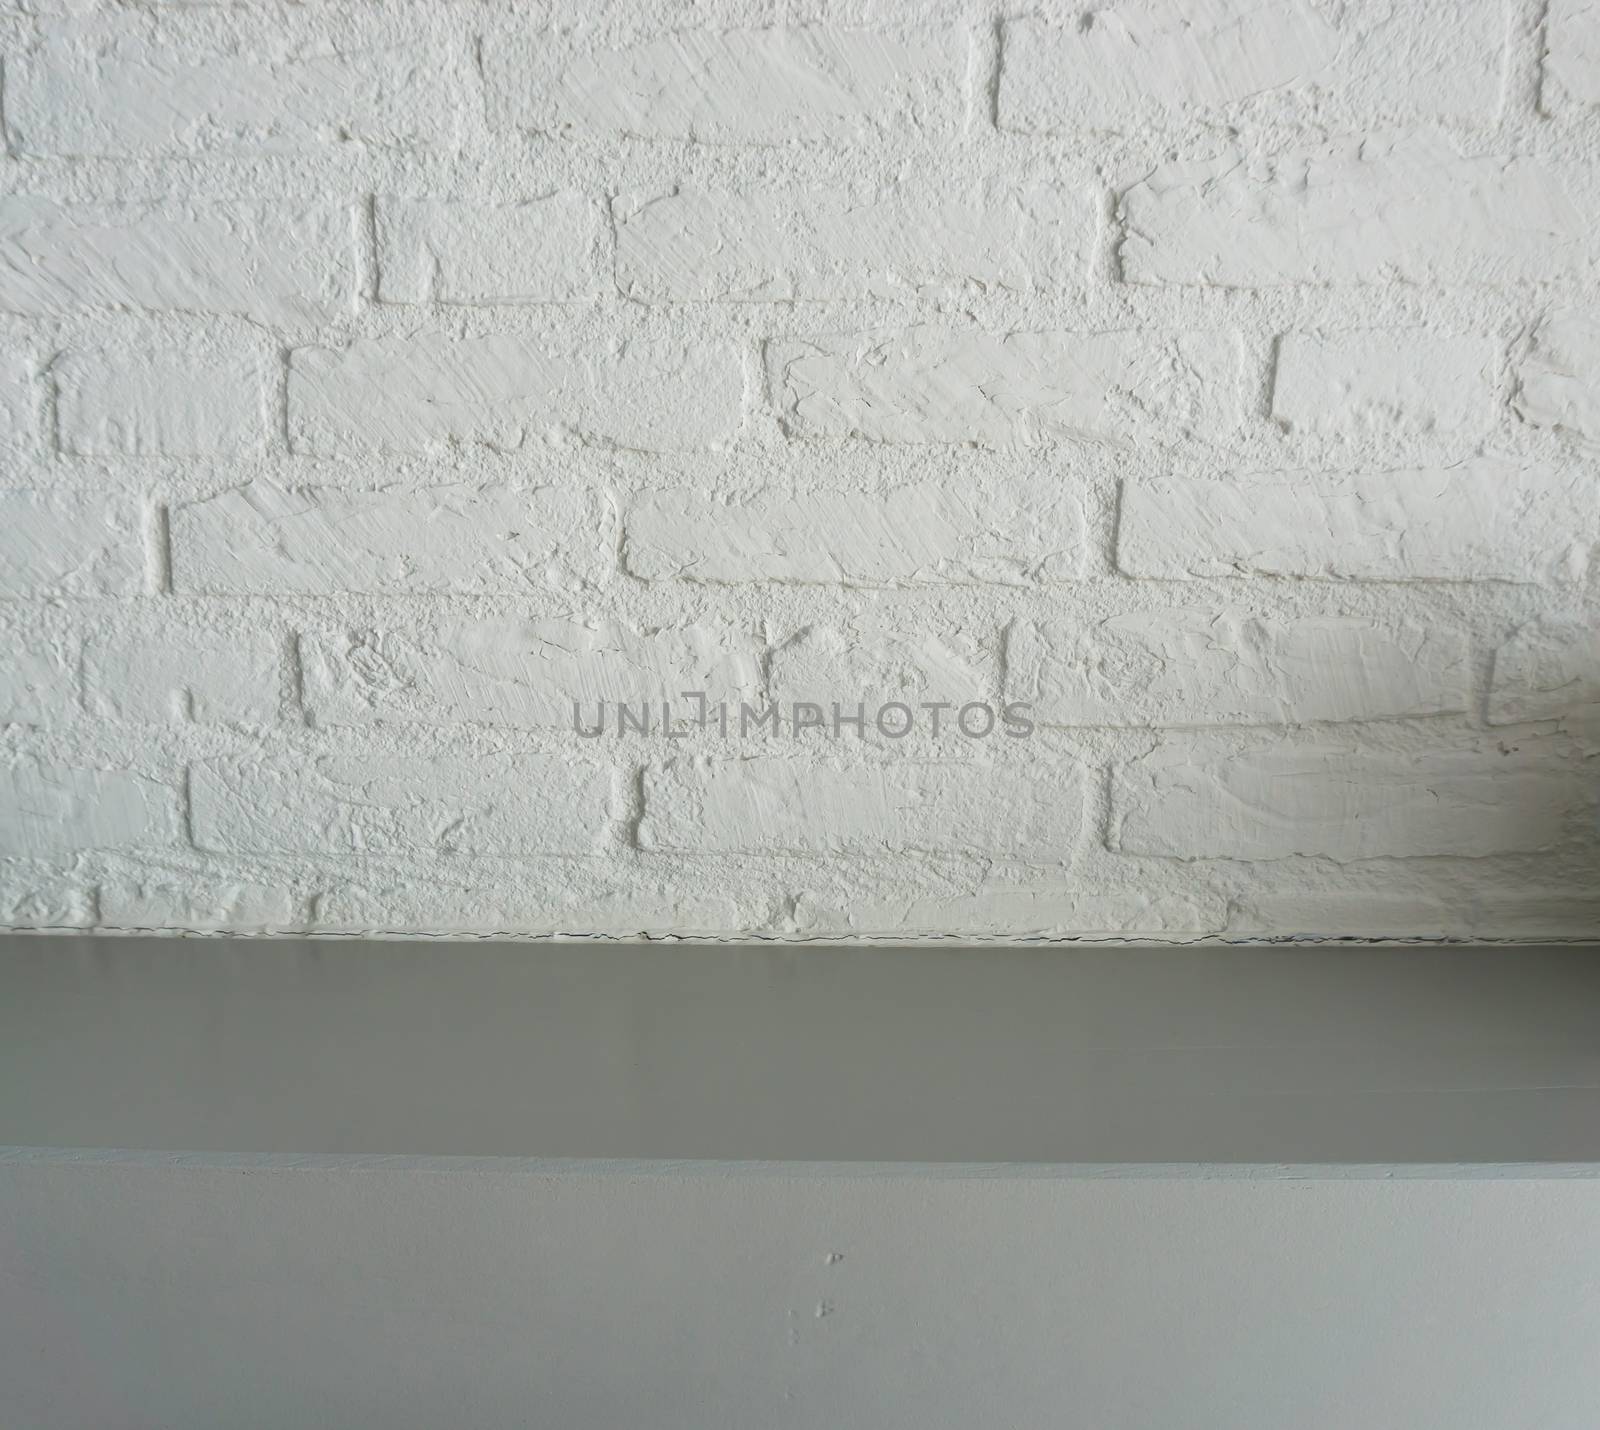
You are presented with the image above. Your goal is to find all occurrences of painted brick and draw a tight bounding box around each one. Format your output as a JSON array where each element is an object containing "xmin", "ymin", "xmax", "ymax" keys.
[
  {"xmin": 301, "ymin": 619, "xmax": 762, "ymax": 729},
  {"xmin": 0, "ymin": 861, "xmax": 94, "ymax": 928},
  {"xmin": 615, "ymin": 186, "xmax": 1089, "ymax": 302},
  {"xmin": 98, "ymin": 878, "xmax": 300, "ymax": 931},
  {"xmin": 0, "ymin": 198, "xmax": 356, "ymax": 323},
  {"xmin": 795, "ymin": 888, "xmax": 1225, "ymax": 938},
  {"xmin": 999, "ymin": 1, "xmax": 1505, "ymax": 131},
  {"xmin": 1516, "ymin": 310, "xmax": 1600, "ymax": 445},
  {"xmin": 1111, "ymin": 736, "xmax": 1592, "ymax": 860},
  {"xmin": 376, "ymin": 195, "xmax": 606, "ymax": 305},
  {"xmin": 1, "ymin": 762, "xmax": 179, "ymax": 858},
  {"xmin": 1544, "ymin": 0, "xmax": 1600, "ymax": 113},
  {"xmin": 171, "ymin": 483, "xmax": 612, "ymax": 595},
  {"xmin": 640, "ymin": 757, "xmax": 1083, "ymax": 856},
  {"xmin": 1228, "ymin": 891, "xmax": 1472, "ymax": 939},
  {"xmin": 1471, "ymin": 891, "xmax": 1600, "ymax": 939},
  {"xmin": 9, "ymin": 23, "xmax": 463, "ymax": 155},
  {"xmin": 0, "ymin": 492, "xmax": 145, "ymax": 598},
  {"xmin": 289, "ymin": 334, "xmax": 743, "ymax": 454},
  {"xmin": 314, "ymin": 875, "xmax": 749, "ymax": 938},
  {"xmin": 1007, "ymin": 612, "xmax": 1468, "ymax": 726},
  {"xmin": 1121, "ymin": 136, "xmax": 1586, "ymax": 287},
  {"xmin": 191, "ymin": 753, "xmax": 612, "ymax": 857},
  {"xmin": 85, "ymin": 630, "xmax": 279, "ymax": 724},
  {"xmin": 768, "ymin": 622, "xmax": 996, "ymax": 718},
  {"xmin": 1272, "ymin": 332, "xmax": 1498, "ymax": 440},
  {"xmin": 1489, "ymin": 619, "xmax": 1600, "ymax": 726},
  {"xmin": 55, "ymin": 342, "xmax": 273, "ymax": 457},
  {"xmin": 625, "ymin": 474, "xmax": 1084, "ymax": 586},
  {"xmin": 1, "ymin": 352, "xmax": 40, "ymax": 453},
  {"xmin": 0, "ymin": 0, "xmax": 1593, "ymax": 944},
  {"xmin": 769, "ymin": 328, "xmax": 1239, "ymax": 446},
  {"xmin": 0, "ymin": 634, "xmax": 77, "ymax": 725},
  {"xmin": 1118, "ymin": 465, "xmax": 1595, "ymax": 583},
  {"xmin": 486, "ymin": 24, "xmax": 960, "ymax": 143}
]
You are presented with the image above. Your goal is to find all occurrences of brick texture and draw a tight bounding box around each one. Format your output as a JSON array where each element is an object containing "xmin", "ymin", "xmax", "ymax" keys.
[
  {"xmin": 768, "ymin": 328, "xmax": 1239, "ymax": 446},
  {"xmin": 2, "ymin": 0, "xmax": 1595, "ymax": 943},
  {"xmin": 1121, "ymin": 137, "xmax": 1587, "ymax": 288},
  {"xmin": 1118, "ymin": 466, "xmax": 1594, "ymax": 583},
  {"xmin": 0, "ymin": 199, "xmax": 357, "ymax": 322},
  {"xmin": 55, "ymin": 341, "xmax": 273, "ymax": 457},
  {"xmin": 301, "ymin": 620, "xmax": 762, "ymax": 729},
  {"xmin": 288, "ymin": 335, "xmax": 744, "ymax": 453},
  {"xmin": 171, "ymin": 483, "xmax": 612, "ymax": 594},
  {"xmin": 192, "ymin": 754, "xmax": 613, "ymax": 857},
  {"xmin": 485, "ymin": 24, "xmax": 961, "ymax": 143},
  {"xmin": 999, "ymin": 1, "xmax": 1506, "ymax": 131},
  {"xmin": 640, "ymin": 758, "xmax": 1082, "ymax": 857}
]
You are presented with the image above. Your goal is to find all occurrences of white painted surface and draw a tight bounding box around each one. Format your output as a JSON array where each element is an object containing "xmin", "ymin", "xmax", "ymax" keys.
[
  {"xmin": 0, "ymin": 0, "xmax": 1598, "ymax": 941},
  {"xmin": 4, "ymin": 935, "xmax": 1600, "ymax": 1427},
  {"xmin": 6, "ymin": 1155, "xmax": 1600, "ymax": 1430}
]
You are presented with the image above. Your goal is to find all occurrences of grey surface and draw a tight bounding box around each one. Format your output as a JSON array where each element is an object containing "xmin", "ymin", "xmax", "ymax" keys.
[
  {"xmin": 7, "ymin": 1158, "xmax": 1600, "ymax": 1430},
  {"xmin": 7, "ymin": 935, "xmax": 1600, "ymax": 1428},
  {"xmin": 3, "ymin": 933, "xmax": 1599, "ymax": 1163}
]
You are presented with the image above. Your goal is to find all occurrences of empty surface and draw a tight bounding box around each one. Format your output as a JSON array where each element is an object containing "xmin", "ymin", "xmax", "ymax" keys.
[
  {"xmin": 3, "ymin": 934, "xmax": 1599, "ymax": 1163},
  {"xmin": 6, "ymin": 1159, "xmax": 1600, "ymax": 1430}
]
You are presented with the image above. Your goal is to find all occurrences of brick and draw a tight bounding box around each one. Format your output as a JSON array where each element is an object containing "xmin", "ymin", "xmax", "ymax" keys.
[
  {"xmin": 1111, "ymin": 735, "xmax": 1592, "ymax": 860},
  {"xmin": 301, "ymin": 619, "xmax": 762, "ymax": 729},
  {"xmin": 0, "ymin": 861, "xmax": 94, "ymax": 928},
  {"xmin": 1118, "ymin": 465, "xmax": 1595, "ymax": 583},
  {"xmin": 289, "ymin": 334, "xmax": 743, "ymax": 454},
  {"xmin": 0, "ymin": 492, "xmax": 145, "ymax": 597},
  {"xmin": 0, "ymin": 632, "xmax": 76, "ymax": 725},
  {"xmin": 640, "ymin": 757, "xmax": 1082, "ymax": 856},
  {"xmin": 192, "ymin": 753, "xmax": 612, "ymax": 857},
  {"xmin": 1515, "ymin": 310, "xmax": 1600, "ymax": 445},
  {"xmin": 0, "ymin": 633, "xmax": 76, "ymax": 729},
  {"xmin": 1543, "ymin": 0, "xmax": 1600, "ymax": 113},
  {"xmin": 1488, "ymin": 619, "xmax": 1600, "ymax": 726},
  {"xmin": 1272, "ymin": 332, "xmax": 1498, "ymax": 440},
  {"xmin": 796, "ymin": 888, "xmax": 1224, "ymax": 938},
  {"xmin": 768, "ymin": 327, "xmax": 1239, "ymax": 446},
  {"xmin": 999, "ymin": 1, "xmax": 1505, "ymax": 131},
  {"xmin": 99, "ymin": 879, "xmax": 299, "ymax": 931},
  {"xmin": 625, "ymin": 474, "xmax": 1084, "ymax": 586},
  {"xmin": 1, "ymin": 351, "xmax": 40, "ymax": 453},
  {"xmin": 1471, "ymin": 891, "xmax": 1600, "ymax": 939},
  {"xmin": 9, "ymin": 22, "xmax": 463, "ymax": 155},
  {"xmin": 615, "ymin": 185, "xmax": 1089, "ymax": 302},
  {"xmin": 1121, "ymin": 136, "xmax": 1587, "ymax": 287},
  {"xmin": 376, "ymin": 195, "xmax": 606, "ymax": 305},
  {"xmin": 55, "ymin": 341, "xmax": 273, "ymax": 456},
  {"xmin": 314, "ymin": 875, "xmax": 748, "ymax": 937},
  {"xmin": 486, "ymin": 24, "xmax": 960, "ymax": 143},
  {"xmin": 85, "ymin": 629, "xmax": 279, "ymax": 724},
  {"xmin": 0, "ymin": 199, "xmax": 356, "ymax": 323},
  {"xmin": 0, "ymin": 762, "xmax": 179, "ymax": 858},
  {"xmin": 1228, "ymin": 891, "xmax": 1471, "ymax": 938},
  {"xmin": 768, "ymin": 622, "xmax": 995, "ymax": 716},
  {"xmin": 171, "ymin": 483, "xmax": 611, "ymax": 595},
  {"xmin": 1007, "ymin": 612, "xmax": 1468, "ymax": 726}
]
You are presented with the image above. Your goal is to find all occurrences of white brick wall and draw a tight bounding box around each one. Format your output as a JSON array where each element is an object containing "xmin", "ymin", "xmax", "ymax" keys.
[
  {"xmin": 614, "ymin": 185, "xmax": 1090, "ymax": 302},
  {"xmin": 55, "ymin": 340, "xmax": 273, "ymax": 457},
  {"xmin": 300, "ymin": 619, "xmax": 763, "ymax": 730},
  {"xmin": 0, "ymin": 199, "xmax": 358, "ymax": 321},
  {"xmin": 1, "ymin": 0, "xmax": 1596, "ymax": 943},
  {"xmin": 768, "ymin": 328, "xmax": 1238, "ymax": 446}
]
